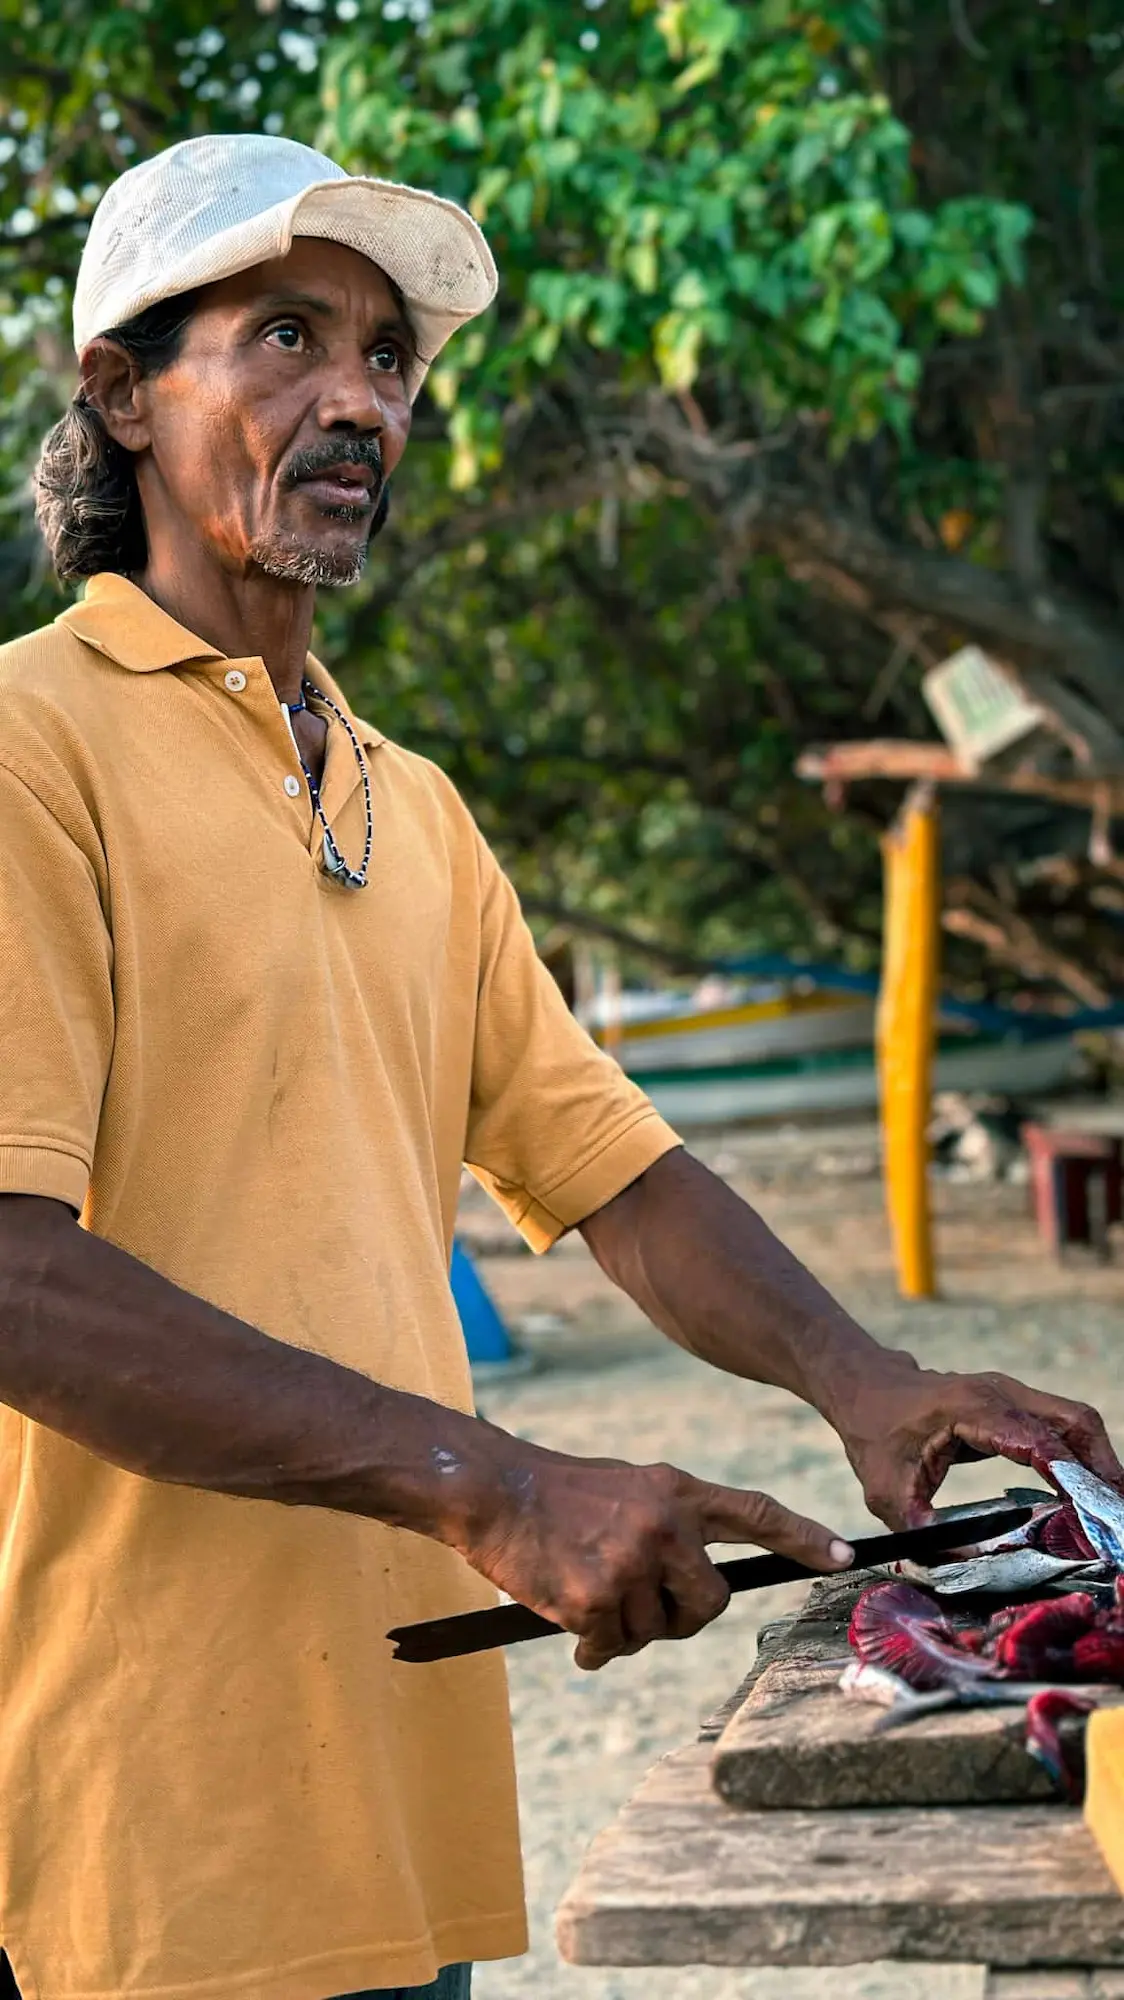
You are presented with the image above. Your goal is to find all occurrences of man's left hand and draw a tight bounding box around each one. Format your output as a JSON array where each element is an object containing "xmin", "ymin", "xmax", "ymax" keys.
[
  {"xmin": 836, "ymin": 1361, "xmax": 1124, "ymax": 1529},
  {"xmin": 581, "ymin": 1151, "xmax": 1124, "ymax": 1533}
]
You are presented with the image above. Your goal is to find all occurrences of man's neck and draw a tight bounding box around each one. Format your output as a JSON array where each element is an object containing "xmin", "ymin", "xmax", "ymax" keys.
[{"xmin": 137, "ymin": 553, "xmax": 316, "ymax": 706}]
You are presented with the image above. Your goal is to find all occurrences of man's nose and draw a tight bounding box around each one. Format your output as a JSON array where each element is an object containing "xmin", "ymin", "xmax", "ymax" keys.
[{"xmin": 317, "ymin": 358, "xmax": 386, "ymax": 433}]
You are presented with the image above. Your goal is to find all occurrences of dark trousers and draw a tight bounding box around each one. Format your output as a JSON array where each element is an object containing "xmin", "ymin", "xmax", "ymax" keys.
[
  {"xmin": 0, "ymin": 1952, "xmax": 472, "ymax": 1999},
  {"xmin": 340, "ymin": 1967, "xmax": 472, "ymax": 2000}
]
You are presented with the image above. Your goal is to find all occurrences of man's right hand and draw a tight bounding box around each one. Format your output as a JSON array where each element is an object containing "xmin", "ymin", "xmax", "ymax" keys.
[{"xmin": 461, "ymin": 1444, "xmax": 854, "ymax": 1671}]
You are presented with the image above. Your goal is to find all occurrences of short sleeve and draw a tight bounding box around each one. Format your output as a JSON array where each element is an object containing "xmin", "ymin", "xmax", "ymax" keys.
[
  {"xmin": 0, "ymin": 760, "xmax": 114, "ymax": 1211},
  {"xmin": 464, "ymin": 834, "xmax": 680, "ymax": 1252}
]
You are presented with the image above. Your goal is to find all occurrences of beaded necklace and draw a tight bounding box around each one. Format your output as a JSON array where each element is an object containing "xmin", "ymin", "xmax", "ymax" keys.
[{"xmin": 281, "ymin": 679, "xmax": 373, "ymax": 890}]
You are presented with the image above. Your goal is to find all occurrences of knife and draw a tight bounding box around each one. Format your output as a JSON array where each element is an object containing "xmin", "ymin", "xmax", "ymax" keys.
[{"xmin": 388, "ymin": 1499, "xmax": 1033, "ymax": 1663}]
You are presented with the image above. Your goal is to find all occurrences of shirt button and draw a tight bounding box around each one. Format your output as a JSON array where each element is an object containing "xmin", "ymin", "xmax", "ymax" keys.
[
  {"xmin": 224, "ymin": 668, "xmax": 248, "ymax": 693},
  {"xmin": 283, "ymin": 774, "xmax": 303, "ymax": 798}
]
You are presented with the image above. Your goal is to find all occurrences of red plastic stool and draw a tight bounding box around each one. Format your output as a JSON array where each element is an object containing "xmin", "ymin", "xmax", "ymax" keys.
[{"xmin": 1021, "ymin": 1124, "xmax": 1123, "ymax": 1259}]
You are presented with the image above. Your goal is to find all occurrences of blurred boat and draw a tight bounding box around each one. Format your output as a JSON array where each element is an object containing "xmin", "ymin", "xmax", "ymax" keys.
[
  {"xmin": 583, "ymin": 984, "xmax": 1078, "ymax": 1128},
  {"xmin": 590, "ymin": 987, "xmax": 877, "ymax": 1074},
  {"xmin": 633, "ymin": 1032, "xmax": 1079, "ymax": 1129}
]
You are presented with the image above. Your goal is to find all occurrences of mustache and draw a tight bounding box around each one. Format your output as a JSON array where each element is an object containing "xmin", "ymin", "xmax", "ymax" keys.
[{"xmin": 283, "ymin": 437, "xmax": 384, "ymax": 490}]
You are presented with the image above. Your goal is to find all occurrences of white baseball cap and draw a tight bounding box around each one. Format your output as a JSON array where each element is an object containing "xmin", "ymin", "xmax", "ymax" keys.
[{"xmin": 72, "ymin": 132, "xmax": 498, "ymax": 402}]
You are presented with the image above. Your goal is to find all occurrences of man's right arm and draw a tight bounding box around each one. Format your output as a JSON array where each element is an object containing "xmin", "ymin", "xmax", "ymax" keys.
[{"xmin": 0, "ymin": 1195, "xmax": 852, "ymax": 1668}]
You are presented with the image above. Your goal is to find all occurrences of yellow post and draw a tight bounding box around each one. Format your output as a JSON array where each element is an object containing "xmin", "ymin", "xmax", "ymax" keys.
[
  {"xmin": 877, "ymin": 783, "xmax": 940, "ymax": 1300},
  {"xmin": 1085, "ymin": 1707, "xmax": 1124, "ymax": 1894}
]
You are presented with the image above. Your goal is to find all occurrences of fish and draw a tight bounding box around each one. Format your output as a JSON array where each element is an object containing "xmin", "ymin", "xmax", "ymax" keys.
[
  {"xmin": 866, "ymin": 1678, "xmax": 1107, "ymax": 1736},
  {"xmin": 1024, "ymin": 1689, "xmax": 1095, "ymax": 1802},
  {"xmin": 1073, "ymin": 1627, "xmax": 1124, "ymax": 1679},
  {"xmin": 898, "ymin": 1489, "xmax": 1100, "ymax": 1597},
  {"xmin": 838, "ymin": 1646, "xmax": 1109, "ymax": 1738},
  {"xmin": 988, "ymin": 1592, "xmax": 1099, "ymax": 1679},
  {"xmin": 850, "ymin": 1580, "xmax": 1124, "ymax": 1689},
  {"xmin": 847, "ymin": 1582, "xmax": 1000, "ymax": 1691},
  {"xmin": 899, "ymin": 1548, "xmax": 1096, "ymax": 1596},
  {"xmin": 1048, "ymin": 1461, "xmax": 1124, "ymax": 1570},
  {"xmin": 845, "ymin": 1572, "xmax": 1124, "ymax": 1789},
  {"xmin": 838, "ymin": 1659, "xmax": 916, "ymax": 1707},
  {"xmin": 1039, "ymin": 1505, "xmax": 1099, "ymax": 1561},
  {"xmin": 839, "ymin": 1477, "xmax": 1124, "ymax": 1794},
  {"xmin": 839, "ymin": 1656, "xmax": 972, "ymax": 1729}
]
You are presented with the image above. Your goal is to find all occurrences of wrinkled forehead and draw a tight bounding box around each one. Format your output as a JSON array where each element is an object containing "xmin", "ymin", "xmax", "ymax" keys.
[{"xmin": 192, "ymin": 238, "xmax": 412, "ymax": 337}]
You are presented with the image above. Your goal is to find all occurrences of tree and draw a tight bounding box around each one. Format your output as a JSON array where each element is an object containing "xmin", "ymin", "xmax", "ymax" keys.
[{"xmin": 3, "ymin": 0, "xmax": 1124, "ymax": 994}]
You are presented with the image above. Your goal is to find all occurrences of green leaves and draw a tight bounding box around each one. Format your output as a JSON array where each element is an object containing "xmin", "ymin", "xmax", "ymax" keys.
[
  {"xmin": 909, "ymin": 197, "xmax": 1032, "ymax": 336},
  {"xmin": 0, "ymin": 0, "xmax": 1109, "ymax": 982},
  {"xmin": 0, "ymin": 0, "xmax": 1035, "ymax": 476},
  {"xmin": 302, "ymin": 1, "xmax": 1032, "ymax": 453}
]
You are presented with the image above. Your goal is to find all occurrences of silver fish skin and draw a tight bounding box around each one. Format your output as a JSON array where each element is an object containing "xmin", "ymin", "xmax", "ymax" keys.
[
  {"xmin": 899, "ymin": 1551, "xmax": 1099, "ymax": 1595},
  {"xmin": 839, "ymin": 1660, "xmax": 915, "ymax": 1707},
  {"xmin": 868, "ymin": 1680, "xmax": 1114, "ymax": 1735},
  {"xmin": 894, "ymin": 1494, "xmax": 1095, "ymax": 1595},
  {"xmin": 1049, "ymin": 1460, "xmax": 1124, "ymax": 1570}
]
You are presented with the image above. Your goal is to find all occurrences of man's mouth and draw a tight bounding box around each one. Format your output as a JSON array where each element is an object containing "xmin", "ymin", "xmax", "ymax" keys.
[{"xmin": 295, "ymin": 462, "xmax": 377, "ymax": 509}]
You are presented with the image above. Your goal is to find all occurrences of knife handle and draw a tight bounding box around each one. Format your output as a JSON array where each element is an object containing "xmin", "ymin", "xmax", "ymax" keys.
[
  {"xmin": 393, "ymin": 1601, "xmax": 565, "ymax": 1659},
  {"xmin": 387, "ymin": 1502, "xmax": 1032, "ymax": 1664},
  {"xmin": 391, "ymin": 1550, "xmax": 840, "ymax": 1662}
]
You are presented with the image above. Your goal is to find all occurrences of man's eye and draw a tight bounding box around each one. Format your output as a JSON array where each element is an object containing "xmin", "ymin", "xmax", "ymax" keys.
[
  {"xmin": 370, "ymin": 342, "xmax": 403, "ymax": 374},
  {"xmin": 265, "ymin": 323, "xmax": 304, "ymax": 351}
]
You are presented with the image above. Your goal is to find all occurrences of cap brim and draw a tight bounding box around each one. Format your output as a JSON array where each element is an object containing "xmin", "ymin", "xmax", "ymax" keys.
[
  {"xmin": 291, "ymin": 177, "xmax": 497, "ymax": 398},
  {"xmin": 76, "ymin": 172, "xmax": 497, "ymax": 403}
]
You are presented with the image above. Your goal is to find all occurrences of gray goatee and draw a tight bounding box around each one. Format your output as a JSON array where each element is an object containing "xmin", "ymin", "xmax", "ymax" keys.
[{"xmin": 249, "ymin": 534, "xmax": 368, "ymax": 588}]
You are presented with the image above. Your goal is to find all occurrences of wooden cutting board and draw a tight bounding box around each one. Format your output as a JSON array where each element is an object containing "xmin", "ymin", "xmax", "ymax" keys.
[{"xmin": 712, "ymin": 1570, "xmax": 1124, "ymax": 1812}]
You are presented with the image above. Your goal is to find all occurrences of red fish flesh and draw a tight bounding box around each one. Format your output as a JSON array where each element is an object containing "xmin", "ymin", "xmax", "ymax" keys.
[
  {"xmin": 850, "ymin": 1581, "xmax": 1124, "ymax": 1690},
  {"xmin": 988, "ymin": 1593, "xmax": 1099, "ymax": 1680},
  {"xmin": 1024, "ymin": 1689, "xmax": 1095, "ymax": 1802},
  {"xmin": 848, "ymin": 1583, "xmax": 1000, "ymax": 1691}
]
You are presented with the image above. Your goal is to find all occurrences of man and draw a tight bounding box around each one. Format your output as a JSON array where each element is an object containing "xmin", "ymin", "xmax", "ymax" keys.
[{"xmin": 0, "ymin": 132, "xmax": 1115, "ymax": 2000}]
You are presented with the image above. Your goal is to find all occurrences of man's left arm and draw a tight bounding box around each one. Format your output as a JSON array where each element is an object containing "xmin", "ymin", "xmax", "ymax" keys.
[{"xmin": 579, "ymin": 1147, "xmax": 1124, "ymax": 1526}]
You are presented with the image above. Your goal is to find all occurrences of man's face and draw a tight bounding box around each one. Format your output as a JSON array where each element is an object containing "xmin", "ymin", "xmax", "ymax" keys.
[{"xmin": 125, "ymin": 239, "xmax": 412, "ymax": 586}]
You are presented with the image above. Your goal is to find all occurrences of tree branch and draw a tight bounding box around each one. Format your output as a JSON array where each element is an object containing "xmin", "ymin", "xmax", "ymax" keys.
[
  {"xmin": 943, "ymin": 881, "xmax": 1111, "ymax": 1006},
  {"xmin": 948, "ymin": 0, "xmax": 988, "ymax": 59},
  {"xmin": 625, "ymin": 402, "xmax": 1124, "ymax": 722},
  {"xmin": 752, "ymin": 487, "xmax": 1124, "ymax": 722},
  {"xmin": 516, "ymin": 897, "xmax": 712, "ymax": 976},
  {"xmin": 363, "ymin": 471, "xmax": 610, "ymax": 617},
  {"xmin": 797, "ymin": 738, "xmax": 1124, "ymax": 813}
]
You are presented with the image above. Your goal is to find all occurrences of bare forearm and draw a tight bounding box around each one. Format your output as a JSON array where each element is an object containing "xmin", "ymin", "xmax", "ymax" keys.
[
  {"xmin": 580, "ymin": 1149, "xmax": 917, "ymax": 1427},
  {"xmin": 0, "ymin": 1196, "xmax": 860, "ymax": 1669},
  {"xmin": 0, "ymin": 1196, "xmax": 516, "ymax": 1549}
]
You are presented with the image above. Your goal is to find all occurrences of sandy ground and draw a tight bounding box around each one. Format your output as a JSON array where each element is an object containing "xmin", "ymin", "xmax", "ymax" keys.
[{"xmin": 457, "ymin": 1120, "xmax": 1124, "ymax": 2000}]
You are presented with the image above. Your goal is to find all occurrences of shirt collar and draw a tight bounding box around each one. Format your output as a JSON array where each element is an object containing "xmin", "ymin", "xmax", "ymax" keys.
[{"xmin": 58, "ymin": 573, "xmax": 384, "ymax": 747}]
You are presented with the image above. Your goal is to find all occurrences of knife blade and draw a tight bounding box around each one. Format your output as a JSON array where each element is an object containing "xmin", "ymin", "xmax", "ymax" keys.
[{"xmin": 388, "ymin": 1499, "xmax": 1033, "ymax": 1663}]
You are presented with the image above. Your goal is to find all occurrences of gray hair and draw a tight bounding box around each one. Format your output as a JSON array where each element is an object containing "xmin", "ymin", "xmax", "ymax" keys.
[{"xmin": 34, "ymin": 294, "xmax": 198, "ymax": 581}]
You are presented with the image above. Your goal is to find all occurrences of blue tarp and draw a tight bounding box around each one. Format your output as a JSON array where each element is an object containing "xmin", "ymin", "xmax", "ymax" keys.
[{"xmin": 450, "ymin": 1238, "xmax": 513, "ymax": 1364}]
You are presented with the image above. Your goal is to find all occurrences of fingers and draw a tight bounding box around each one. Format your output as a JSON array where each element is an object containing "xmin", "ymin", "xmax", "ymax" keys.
[
  {"xmin": 864, "ymin": 1371, "xmax": 1124, "ymax": 1535},
  {"xmin": 941, "ymin": 1374, "xmax": 1122, "ymax": 1493},
  {"xmin": 621, "ymin": 1583, "xmax": 674, "ymax": 1652},
  {"xmin": 549, "ymin": 1462, "xmax": 853, "ymax": 1672},
  {"xmin": 1063, "ymin": 1411, "xmax": 1124, "ymax": 1492},
  {"xmin": 577, "ymin": 1558, "xmax": 730, "ymax": 1662},
  {"xmin": 927, "ymin": 1402, "xmax": 1068, "ymax": 1501},
  {"xmin": 657, "ymin": 1553, "xmax": 731, "ymax": 1642},
  {"xmin": 691, "ymin": 1477, "xmax": 854, "ymax": 1572},
  {"xmin": 992, "ymin": 1377, "xmax": 1124, "ymax": 1492},
  {"xmin": 572, "ymin": 1597, "xmax": 628, "ymax": 1673}
]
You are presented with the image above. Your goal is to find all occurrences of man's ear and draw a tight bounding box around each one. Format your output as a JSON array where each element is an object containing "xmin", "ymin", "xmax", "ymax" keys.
[{"xmin": 79, "ymin": 339, "xmax": 152, "ymax": 453}]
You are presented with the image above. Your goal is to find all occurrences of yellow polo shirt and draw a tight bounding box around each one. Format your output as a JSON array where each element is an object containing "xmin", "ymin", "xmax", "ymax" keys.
[{"xmin": 0, "ymin": 574, "xmax": 679, "ymax": 2000}]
